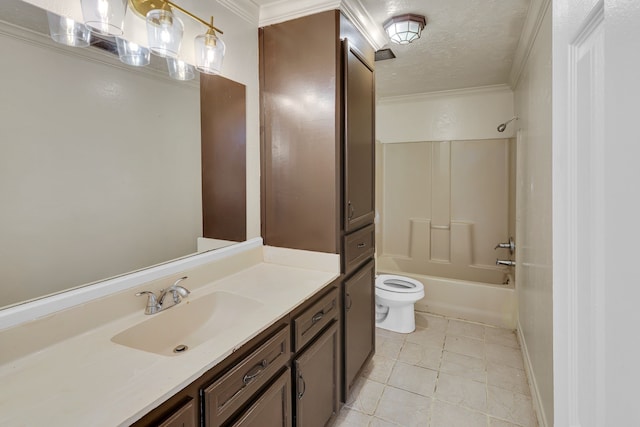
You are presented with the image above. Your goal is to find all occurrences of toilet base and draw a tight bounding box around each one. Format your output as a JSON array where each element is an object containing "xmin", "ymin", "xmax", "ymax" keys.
[{"xmin": 375, "ymin": 303, "xmax": 417, "ymax": 334}]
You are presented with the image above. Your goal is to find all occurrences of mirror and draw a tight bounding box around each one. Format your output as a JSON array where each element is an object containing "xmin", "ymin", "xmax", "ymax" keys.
[{"xmin": 0, "ymin": 0, "xmax": 245, "ymax": 310}]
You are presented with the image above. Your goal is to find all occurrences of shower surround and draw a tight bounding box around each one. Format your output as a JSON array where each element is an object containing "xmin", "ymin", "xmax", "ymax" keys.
[{"xmin": 376, "ymin": 139, "xmax": 516, "ymax": 286}]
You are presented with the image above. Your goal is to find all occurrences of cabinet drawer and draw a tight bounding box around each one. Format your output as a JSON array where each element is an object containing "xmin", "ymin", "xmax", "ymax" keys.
[
  {"xmin": 293, "ymin": 288, "xmax": 339, "ymax": 352},
  {"xmin": 230, "ymin": 368, "xmax": 291, "ymax": 427},
  {"xmin": 343, "ymin": 224, "xmax": 375, "ymax": 275},
  {"xmin": 203, "ymin": 326, "xmax": 290, "ymax": 426}
]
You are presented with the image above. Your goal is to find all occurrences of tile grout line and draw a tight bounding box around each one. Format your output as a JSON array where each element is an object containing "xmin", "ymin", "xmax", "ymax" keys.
[{"xmin": 353, "ymin": 315, "xmax": 533, "ymax": 427}]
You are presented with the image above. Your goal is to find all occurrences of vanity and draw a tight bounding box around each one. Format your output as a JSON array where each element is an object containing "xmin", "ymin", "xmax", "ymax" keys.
[
  {"xmin": 0, "ymin": 3, "xmax": 376, "ymax": 425},
  {"xmin": 0, "ymin": 242, "xmax": 342, "ymax": 426}
]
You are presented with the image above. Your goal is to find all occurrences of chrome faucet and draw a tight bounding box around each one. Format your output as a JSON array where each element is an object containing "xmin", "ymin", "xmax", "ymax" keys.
[
  {"xmin": 496, "ymin": 259, "xmax": 516, "ymax": 267},
  {"xmin": 494, "ymin": 237, "xmax": 515, "ymax": 255},
  {"xmin": 136, "ymin": 276, "xmax": 190, "ymax": 315}
]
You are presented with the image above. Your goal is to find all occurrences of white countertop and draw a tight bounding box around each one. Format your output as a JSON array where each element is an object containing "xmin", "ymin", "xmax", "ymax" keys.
[{"xmin": 0, "ymin": 248, "xmax": 339, "ymax": 426}]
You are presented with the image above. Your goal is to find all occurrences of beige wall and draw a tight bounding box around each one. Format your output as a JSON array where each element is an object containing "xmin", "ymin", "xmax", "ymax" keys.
[
  {"xmin": 376, "ymin": 85, "xmax": 515, "ymax": 143},
  {"xmin": 514, "ymin": 4, "xmax": 553, "ymax": 424},
  {"xmin": 377, "ymin": 139, "xmax": 512, "ymax": 285}
]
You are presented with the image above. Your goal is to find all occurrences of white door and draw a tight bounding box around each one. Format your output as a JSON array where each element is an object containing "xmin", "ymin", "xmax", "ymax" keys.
[{"xmin": 553, "ymin": 0, "xmax": 640, "ymax": 425}]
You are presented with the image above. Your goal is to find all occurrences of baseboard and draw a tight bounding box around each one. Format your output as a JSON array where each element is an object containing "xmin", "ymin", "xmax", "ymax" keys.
[{"xmin": 517, "ymin": 320, "xmax": 549, "ymax": 427}]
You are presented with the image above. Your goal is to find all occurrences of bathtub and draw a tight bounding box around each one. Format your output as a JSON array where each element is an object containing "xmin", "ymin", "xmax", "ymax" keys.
[{"xmin": 378, "ymin": 270, "xmax": 517, "ymax": 328}]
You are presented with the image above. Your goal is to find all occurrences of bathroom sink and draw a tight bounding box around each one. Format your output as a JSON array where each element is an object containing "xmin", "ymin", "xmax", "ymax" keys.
[{"xmin": 111, "ymin": 291, "xmax": 263, "ymax": 356}]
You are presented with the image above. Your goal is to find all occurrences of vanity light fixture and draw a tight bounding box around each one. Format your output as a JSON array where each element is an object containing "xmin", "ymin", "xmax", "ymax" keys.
[
  {"xmin": 167, "ymin": 57, "xmax": 195, "ymax": 80},
  {"xmin": 116, "ymin": 37, "xmax": 150, "ymax": 66},
  {"xmin": 46, "ymin": 12, "xmax": 91, "ymax": 47},
  {"xmin": 129, "ymin": 0, "xmax": 225, "ymax": 75},
  {"xmin": 80, "ymin": 0, "xmax": 128, "ymax": 36},
  {"xmin": 383, "ymin": 13, "xmax": 427, "ymax": 45},
  {"xmin": 74, "ymin": 0, "xmax": 226, "ymax": 76}
]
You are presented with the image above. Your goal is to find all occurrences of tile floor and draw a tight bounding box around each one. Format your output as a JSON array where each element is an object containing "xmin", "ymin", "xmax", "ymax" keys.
[{"xmin": 332, "ymin": 312, "xmax": 538, "ymax": 427}]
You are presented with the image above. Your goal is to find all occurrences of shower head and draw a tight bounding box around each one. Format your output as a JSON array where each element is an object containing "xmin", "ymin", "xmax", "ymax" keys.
[{"xmin": 497, "ymin": 116, "xmax": 519, "ymax": 132}]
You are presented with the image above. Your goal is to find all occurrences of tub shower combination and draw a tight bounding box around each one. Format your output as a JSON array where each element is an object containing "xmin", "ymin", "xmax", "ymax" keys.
[{"xmin": 375, "ymin": 137, "xmax": 518, "ymax": 331}]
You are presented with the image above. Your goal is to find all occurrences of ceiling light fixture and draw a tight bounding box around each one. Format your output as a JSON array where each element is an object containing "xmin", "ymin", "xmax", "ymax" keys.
[{"xmin": 383, "ymin": 14, "xmax": 426, "ymax": 45}]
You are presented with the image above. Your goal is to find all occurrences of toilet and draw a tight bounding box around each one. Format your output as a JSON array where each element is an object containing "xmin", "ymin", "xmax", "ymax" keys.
[{"xmin": 375, "ymin": 274, "xmax": 425, "ymax": 333}]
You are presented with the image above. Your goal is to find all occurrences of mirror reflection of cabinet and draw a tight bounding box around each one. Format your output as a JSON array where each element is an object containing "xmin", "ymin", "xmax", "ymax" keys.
[{"xmin": 201, "ymin": 74, "xmax": 247, "ymax": 243}]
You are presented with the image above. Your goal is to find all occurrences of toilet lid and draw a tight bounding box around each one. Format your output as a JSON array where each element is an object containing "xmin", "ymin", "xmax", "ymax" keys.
[{"xmin": 376, "ymin": 276, "xmax": 424, "ymax": 294}]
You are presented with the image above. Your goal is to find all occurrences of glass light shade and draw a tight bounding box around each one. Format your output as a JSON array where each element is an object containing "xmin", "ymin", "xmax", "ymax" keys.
[
  {"xmin": 81, "ymin": 0, "xmax": 127, "ymax": 36},
  {"xmin": 167, "ymin": 58, "xmax": 195, "ymax": 81},
  {"xmin": 146, "ymin": 10, "xmax": 183, "ymax": 58},
  {"xmin": 116, "ymin": 38, "xmax": 150, "ymax": 67},
  {"xmin": 383, "ymin": 14, "xmax": 426, "ymax": 45},
  {"xmin": 194, "ymin": 33, "xmax": 225, "ymax": 75},
  {"xmin": 46, "ymin": 12, "xmax": 90, "ymax": 47}
]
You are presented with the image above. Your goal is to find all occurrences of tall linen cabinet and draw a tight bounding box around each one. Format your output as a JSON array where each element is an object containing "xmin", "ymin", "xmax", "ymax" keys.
[{"xmin": 259, "ymin": 9, "xmax": 376, "ymax": 408}]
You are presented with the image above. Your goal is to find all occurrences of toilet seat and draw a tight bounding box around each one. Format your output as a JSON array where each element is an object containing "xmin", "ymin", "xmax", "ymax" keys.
[{"xmin": 375, "ymin": 275, "xmax": 424, "ymax": 294}]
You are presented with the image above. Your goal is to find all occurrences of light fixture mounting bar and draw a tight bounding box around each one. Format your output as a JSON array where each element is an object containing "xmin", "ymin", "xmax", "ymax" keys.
[{"xmin": 130, "ymin": 0, "xmax": 223, "ymax": 34}]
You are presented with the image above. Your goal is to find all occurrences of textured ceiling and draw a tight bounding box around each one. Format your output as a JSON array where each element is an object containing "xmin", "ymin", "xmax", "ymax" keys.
[
  {"xmin": 252, "ymin": 0, "xmax": 530, "ymax": 98},
  {"xmin": 362, "ymin": 0, "xmax": 530, "ymax": 97}
]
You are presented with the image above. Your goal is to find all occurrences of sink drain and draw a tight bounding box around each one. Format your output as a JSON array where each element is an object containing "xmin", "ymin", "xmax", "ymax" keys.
[{"xmin": 173, "ymin": 344, "xmax": 188, "ymax": 354}]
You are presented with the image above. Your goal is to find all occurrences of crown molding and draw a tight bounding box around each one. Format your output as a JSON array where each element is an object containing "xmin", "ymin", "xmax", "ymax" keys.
[
  {"xmin": 340, "ymin": 0, "xmax": 386, "ymax": 50},
  {"xmin": 377, "ymin": 84, "xmax": 513, "ymax": 105},
  {"xmin": 216, "ymin": 0, "xmax": 260, "ymax": 25},
  {"xmin": 256, "ymin": 0, "xmax": 385, "ymax": 50},
  {"xmin": 258, "ymin": 0, "xmax": 341, "ymax": 27},
  {"xmin": 509, "ymin": 0, "xmax": 551, "ymax": 88}
]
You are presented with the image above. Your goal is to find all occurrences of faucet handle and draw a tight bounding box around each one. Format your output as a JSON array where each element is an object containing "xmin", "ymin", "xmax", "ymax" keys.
[
  {"xmin": 173, "ymin": 276, "xmax": 188, "ymax": 288},
  {"xmin": 494, "ymin": 237, "xmax": 515, "ymax": 254},
  {"xmin": 135, "ymin": 290, "xmax": 157, "ymax": 300},
  {"xmin": 136, "ymin": 291, "xmax": 160, "ymax": 315}
]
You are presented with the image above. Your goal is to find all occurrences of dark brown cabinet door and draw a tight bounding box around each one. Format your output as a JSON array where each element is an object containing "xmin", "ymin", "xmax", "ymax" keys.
[
  {"xmin": 343, "ymin": 259, "xmax": 375, "ymax": 396},
  {"xmin": 230, "ymin": 368, "xmax": 292, "ymax": 427},
  {"xmin": 156, "ymin": 398, "xmax": 197, "ymax": 427},
  {"xmin": 293, "ymin": 321, "xmax": 339, "ymax": 427},
  {"xmin": 343, "ymin": 39, "xmax": 375, "ymax": 233}
]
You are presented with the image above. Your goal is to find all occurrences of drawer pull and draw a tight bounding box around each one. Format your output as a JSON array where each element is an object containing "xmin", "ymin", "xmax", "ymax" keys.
[
  {"xmin": 242, "ymin": 359, "xmax": 268, "ymax": 386},
  {"xmin": 357, "ymin": 242, "xmax": 366, "ymax": 248},
  {"xmin": 311, "ymin": 311, "xmax": 324, "ymax": 323},
  {"xmin": 345, "ymin": 293, "xmax": 352, "ymax": 311},
  {"xmin": 297, "ymin": 373, "xmax": 306, "ymax": 399}
]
